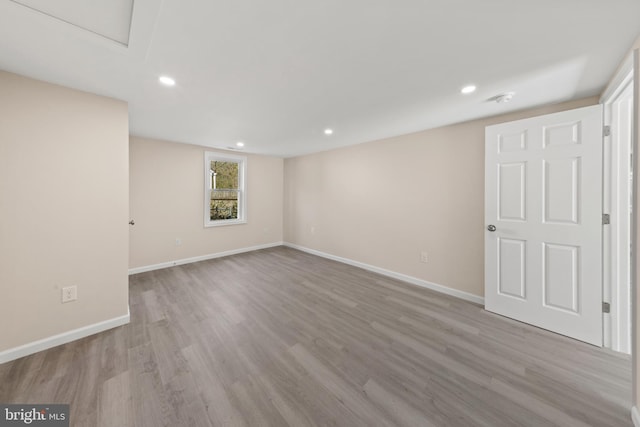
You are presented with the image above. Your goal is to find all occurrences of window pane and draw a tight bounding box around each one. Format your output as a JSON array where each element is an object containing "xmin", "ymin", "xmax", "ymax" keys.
[
  {"xmin": 210, "ymin": 190, "xmax": 239, "ymax": 220},
  {"xmin": 205, "ymin": 152, "xmax": 245, "ymax": 226},
  {"xmin": 210, "ymin": 161, "xmax": 238, "ymax": 190}
]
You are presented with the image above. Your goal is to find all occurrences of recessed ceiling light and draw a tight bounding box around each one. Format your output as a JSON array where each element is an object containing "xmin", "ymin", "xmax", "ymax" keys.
[
  {"xmin": 324, "ymin": 128, "xmax": 334, "ymax": 135},
  {"xmin": 236, "ymin": 141, "xmax": 245, "ymax": 148},
  {"xmin": 461, "ymin": 85, "xmax": 476, "ymax": 94},
  {"xmin": 158, "ymin": 76, "xmax": 176, "ymax": 87}
]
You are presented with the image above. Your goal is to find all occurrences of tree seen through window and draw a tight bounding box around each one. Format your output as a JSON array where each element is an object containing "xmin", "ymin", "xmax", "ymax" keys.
[{"xmin": 210, "ymin": 161, "xmax": 239, "ymax": 220}]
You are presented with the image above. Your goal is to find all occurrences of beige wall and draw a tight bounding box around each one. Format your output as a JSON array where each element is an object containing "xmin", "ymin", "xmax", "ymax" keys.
[
  {"xmin": 284, "ymin": 97, "xmax": 598, "ymax": 298},
  {"xmin": 129, "ymin": 137, "xmax": 283, "ymax": 269},
  {"xmin": 0, "ymin": 71, "xmax": 129, "ymax": 353}
]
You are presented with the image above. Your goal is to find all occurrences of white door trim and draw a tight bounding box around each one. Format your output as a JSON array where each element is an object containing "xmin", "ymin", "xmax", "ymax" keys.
[
  {"xmin": 601, "ymin": 61, "xmax": 634, "ymax": 353},
  {"xmin": 630, "ymin": 48, "xmax": 639, "ymax": 409},
  {"xmin": 601, "ymin": 55, "xmax": 634, "ymax": 104}
]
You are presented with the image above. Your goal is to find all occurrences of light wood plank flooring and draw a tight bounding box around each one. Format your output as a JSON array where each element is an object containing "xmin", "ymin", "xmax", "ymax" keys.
[{"xmin": 0, "ymin": 247, "xmax": 632, "ymax": 426}]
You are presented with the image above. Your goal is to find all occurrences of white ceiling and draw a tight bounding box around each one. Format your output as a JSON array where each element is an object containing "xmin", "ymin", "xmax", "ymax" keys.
[{"xmin": 0, "ymin": 0, "xmax": 639, "ymax": 157}]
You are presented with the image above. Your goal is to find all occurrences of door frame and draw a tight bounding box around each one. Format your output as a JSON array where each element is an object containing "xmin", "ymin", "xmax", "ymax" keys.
[{"xmin": 601, "ymin": 55, "xmax": 634, "ymax": 353}]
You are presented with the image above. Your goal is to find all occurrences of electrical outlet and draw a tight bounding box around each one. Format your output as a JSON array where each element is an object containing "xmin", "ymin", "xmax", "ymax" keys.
[
  {"xmin": 420, "ymin": 252, "xmax": 429, "ymax": 263},
  {"xmin": 310, "ymin": 226, "xmax": 316, "ymax": 235},
  {"xmin": 175, "ymin": 238, "xmax": 182, "ymax": 246},
  {"xmin": 61, "ymin": 286, "xmax": 77, "ymax": 303}
]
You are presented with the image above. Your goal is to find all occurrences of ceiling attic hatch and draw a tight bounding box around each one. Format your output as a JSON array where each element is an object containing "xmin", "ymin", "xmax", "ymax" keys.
[{"xmin": 10, "ymin": 0, "xmax": 134, "ymax": 45}]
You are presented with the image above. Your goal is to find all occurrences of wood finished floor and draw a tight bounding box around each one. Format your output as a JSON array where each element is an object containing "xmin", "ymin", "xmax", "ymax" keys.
[{"xmin": 0, "ymin": 247, "xmax": 632, "ymax": 426}]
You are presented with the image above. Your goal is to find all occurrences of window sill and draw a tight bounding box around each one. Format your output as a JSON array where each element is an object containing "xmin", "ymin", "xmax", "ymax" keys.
[{"xmin": 205, "ymin": 219, "xmax": 247, "ymax": 228}]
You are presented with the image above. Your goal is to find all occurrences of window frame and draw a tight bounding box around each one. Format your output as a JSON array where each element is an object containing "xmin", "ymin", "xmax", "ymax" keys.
[{"xmin": 204, "ymin": 151, "xmax": 247, "ymax": 227}]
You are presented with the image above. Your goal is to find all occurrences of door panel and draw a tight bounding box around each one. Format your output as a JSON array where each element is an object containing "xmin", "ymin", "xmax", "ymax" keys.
[
  {"xmin": 543, "ymin": 243, "xmax": 579, "ymax": 313},
  {"xmin": 499, "ymin": 131, "xmax": 527, "ymax": 152},
  {"xmin": 498, "ymin": 163, "xmax": 526, "ymax": 221},
  {"xmin": 498, "ymin": 238, "xmax": 526, "ymax": 299},
  {"xmin": 485, "ymin": 105, "xmax": 603, "ymax": 346},
  {"xmin": 544, "ymin": 121, "xmax": 581, "ymax": 147},
  {"xmin": 543, "ymin": 158, "xmax": 580, "ymax": 224}
]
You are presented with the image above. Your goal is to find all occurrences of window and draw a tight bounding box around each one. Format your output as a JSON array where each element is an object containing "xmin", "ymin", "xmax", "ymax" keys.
[{"xmin": 204, "ymin": 152, "xmax": 246, "ymax": 227}]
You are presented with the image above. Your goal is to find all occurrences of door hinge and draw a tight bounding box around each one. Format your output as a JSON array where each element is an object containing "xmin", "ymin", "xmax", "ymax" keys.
[
  {"xmin": 603, "ymin": 213, "xmax": 610, "ymax": 225},
  {"xmin": 603, "ymin": 302, "xmax": 611, "ymax": 313},
  {"xmin": 603, "ymin": 125, "xmax": 611, "ymax": 137}
]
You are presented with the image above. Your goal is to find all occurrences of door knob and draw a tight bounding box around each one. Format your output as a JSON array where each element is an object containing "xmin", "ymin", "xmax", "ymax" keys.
[
  {"xmin": 487, "ymin": 224, "xmax": 496, "ymax": 232},
  {"xmin": 129, "ymin": 220, "xmax": 135, "ymax": 226}
]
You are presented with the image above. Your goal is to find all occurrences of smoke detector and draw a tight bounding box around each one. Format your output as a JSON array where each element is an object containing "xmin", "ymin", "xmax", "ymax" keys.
[{"xmin": 493, "ymin": 92, "xmax": 515, "ymax": 103}]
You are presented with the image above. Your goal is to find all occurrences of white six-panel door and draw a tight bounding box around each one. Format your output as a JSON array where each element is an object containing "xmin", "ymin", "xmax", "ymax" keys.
[{"xmin": 485, "ymin": 105, "xmax": 603, "ymax": 346}]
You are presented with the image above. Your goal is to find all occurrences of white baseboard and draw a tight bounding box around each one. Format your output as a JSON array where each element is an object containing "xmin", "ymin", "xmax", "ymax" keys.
[
  {"xmin": 0, "ymin": 309, "xmax": 130, "ymax": 364},
  {"xmin": 632, "ymin": 406, "xmax": 640, "ymax": 427},
  {"xmin": 129, "ymin": 241, "xmax": 284, "ymax": 275},
  {"xmin": 284, "ymin": 242, "xmax": 484, "ymax": 306},
  {"xmin": 130, "ymin": 242, "xmax": 483, "ymax": 306}
]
